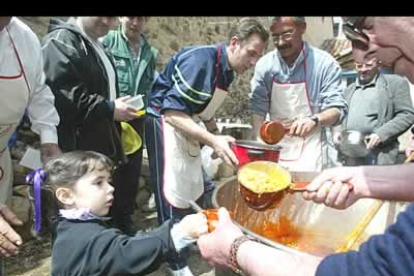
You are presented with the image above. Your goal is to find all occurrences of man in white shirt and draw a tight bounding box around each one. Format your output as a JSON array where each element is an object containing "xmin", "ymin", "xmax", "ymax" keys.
[{"xmin": 0, "ymin": 16, "xmax": 60, "ymax": 273}]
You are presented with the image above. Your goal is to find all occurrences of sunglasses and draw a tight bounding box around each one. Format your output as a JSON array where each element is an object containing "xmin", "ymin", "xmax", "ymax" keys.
[{"xmin": 343, "ymin": 17, "xmax": 369, "ymax": 49}]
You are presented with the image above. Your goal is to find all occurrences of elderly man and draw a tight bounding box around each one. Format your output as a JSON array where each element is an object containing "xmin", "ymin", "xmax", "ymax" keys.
[
  {"xmin": 249, "ymin": 17, "xmax": 348, "ymax": 172},
  {"xmin": 146, "ymin": 18, "xmax": 269, "ymax": 276},
  {"xmin": 197, "ymin": 17, "xmax": 414, "ymax": 276},
  {"xmin": 0, "ymin": 16, "xmax": 60, "ymax": 274},
  {"xmin": 335, "ymin": 46, "xmax": 414, "ymax": 166}
]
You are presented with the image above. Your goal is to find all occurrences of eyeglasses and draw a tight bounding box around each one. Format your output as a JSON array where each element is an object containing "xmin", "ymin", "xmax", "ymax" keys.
[
  {"xmin": 355, "ymin": 57, "xmax": 379, "ymax": 70},
  {"xmin": 272, "ymin": 28, "xmax": 296, "ymax": 42},
  {"xmin": 343, "ymin": 17, "xmax": 369, "ymax": 49}
]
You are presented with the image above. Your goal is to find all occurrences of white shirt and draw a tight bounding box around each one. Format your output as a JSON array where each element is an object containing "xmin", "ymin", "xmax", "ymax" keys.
[{"xmin": 0, "ymin": 17, "xmax": 59, "ymax": 144}]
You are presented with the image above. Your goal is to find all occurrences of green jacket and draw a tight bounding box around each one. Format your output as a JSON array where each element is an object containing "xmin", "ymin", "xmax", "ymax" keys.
[{"xmin": 103, "ymin": 27, "xmax": 158, "ymax": 106}]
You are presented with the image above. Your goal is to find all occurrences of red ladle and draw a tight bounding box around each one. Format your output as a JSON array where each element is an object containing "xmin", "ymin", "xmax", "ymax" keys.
[{"xmin": 260, "ymin": 120, "xmax": 288, "ymax": 145}]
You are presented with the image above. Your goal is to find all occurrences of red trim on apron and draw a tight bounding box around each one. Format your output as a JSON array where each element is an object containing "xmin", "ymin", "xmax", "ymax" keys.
[
  {"xmin": 4, "ymin": 28, "xmax": 31, "ymax": 97},
  {"xmin": 214, "ymin": 44, "xmax": 229, "ymax": 93},
  {"xmin": 271, "ymin": 44, "xmax": 322, "ymax": 163}
]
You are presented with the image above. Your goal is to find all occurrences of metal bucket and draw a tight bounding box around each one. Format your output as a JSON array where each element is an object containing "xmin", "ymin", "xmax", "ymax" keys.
[{"xmin": 212, "ymin": 176, "xmax": 397, "ymax": 258}]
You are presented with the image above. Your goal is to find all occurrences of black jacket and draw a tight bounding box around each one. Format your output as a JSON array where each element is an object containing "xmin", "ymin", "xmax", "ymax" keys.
[
  {"xmin": 51, "ymin": 219, "xmax": 181, "ymax": 276},
  {"xmin": 42, "ymin": 18, "xmax": 126, "ymax": 164}
]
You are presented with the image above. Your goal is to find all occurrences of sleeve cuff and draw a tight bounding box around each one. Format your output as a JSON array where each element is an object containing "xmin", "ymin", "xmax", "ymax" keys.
[
  {"xmin": 170, "ymin": 223, "xmax": 197, "ymax": 252},
  {"xmin": 107, "ymin": 100, "xmax": 115, "ymax": 119},
  {"xmin": 39, "ymin": 125, "xmax": 58, "ymax": 144}
]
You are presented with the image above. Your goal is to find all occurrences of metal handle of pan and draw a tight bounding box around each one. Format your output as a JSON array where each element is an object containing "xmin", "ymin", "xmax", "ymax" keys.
[{"xmin": 247, "ymin": 149, "xmax": 265, "ymax": 157}]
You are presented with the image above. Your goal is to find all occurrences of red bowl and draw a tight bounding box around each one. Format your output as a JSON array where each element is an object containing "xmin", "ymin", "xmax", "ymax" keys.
[{"xmin": 231, "ymin": 140, "xmax": 281, "ymax": 167}]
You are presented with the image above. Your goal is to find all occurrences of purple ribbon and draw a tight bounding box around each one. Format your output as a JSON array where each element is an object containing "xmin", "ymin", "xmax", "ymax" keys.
[{"xmin": 25, "ymin": 168, "xmax": 46, "ymax": 233}]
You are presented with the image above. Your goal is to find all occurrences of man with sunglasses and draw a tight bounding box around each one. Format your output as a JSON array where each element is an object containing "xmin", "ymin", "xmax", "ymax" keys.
[
  {"xmin": 249, "ymin": 17, "xmax": 348, "ymax": 172},
  {"xmin": 343, "ymin": 17, "xmax": 414, "ymax": 84},
  {"xmin": 197, "ymin": 17, "xmax": 414, "ymax": 276},
  {"xmin": 334, "ymin": 46, "xmax": 414, "ymax": 166}
]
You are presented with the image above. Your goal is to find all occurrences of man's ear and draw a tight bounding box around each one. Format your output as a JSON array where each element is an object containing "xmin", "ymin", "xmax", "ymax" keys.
[
  {"xmin": 229, "ymin": 36, "xmax": 240, "ymax": 50},
  {"xmin": 298, "ymin": 22, "xmax": 307, "ymax": 35},
  {"xmin": 55, "ymin": 187, "xmax": 75, "ymax": 206}
]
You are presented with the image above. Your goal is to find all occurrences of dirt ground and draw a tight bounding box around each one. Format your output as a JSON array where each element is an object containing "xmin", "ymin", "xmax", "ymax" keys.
[{"xmin": 4, "ymin": 209, "xmax": 217, "ymax": 276}]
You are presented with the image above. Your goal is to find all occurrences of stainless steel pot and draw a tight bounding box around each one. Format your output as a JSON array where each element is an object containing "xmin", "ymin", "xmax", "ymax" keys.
[
  {"xmin": 212, "ymin": 176, "xmax": 393, "ymax": 258},
  {"xmin": 339, "ymin": 130, "xmax": 371, "ymax": 158},
  {"xmin": 221, "ymin": 124, "xmax": 252, "ymax": 140}
]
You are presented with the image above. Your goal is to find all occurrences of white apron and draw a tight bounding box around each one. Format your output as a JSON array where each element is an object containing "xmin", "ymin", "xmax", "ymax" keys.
[
  {"xmin": 163, "ymin": 45, "xmax": 228, "ymax": 209},
  {"xmin": 0, "ymin": 28, "xmax": 30, "ymax": 204},
  {"xmin": 270, "ymin": 49, "xmax": 322, "ymax": 172}
]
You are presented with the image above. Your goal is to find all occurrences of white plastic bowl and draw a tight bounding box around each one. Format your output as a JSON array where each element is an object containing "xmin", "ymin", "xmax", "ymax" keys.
[{"xmin": 126, "ymin": 94, "xmax": 144, "ymax": 110}]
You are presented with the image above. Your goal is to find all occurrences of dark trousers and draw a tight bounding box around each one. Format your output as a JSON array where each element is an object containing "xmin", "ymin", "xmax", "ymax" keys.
[
  {"xmin": 111, "ymin": 118, "xmax": 144, "ymax": 229},
  {"xmin": 145, "ymin": 114, "xmax": 208, "ymax": 270},
  {"xmin": 343, "ymin": 150, "xmax": 379, "ymax": 166}
]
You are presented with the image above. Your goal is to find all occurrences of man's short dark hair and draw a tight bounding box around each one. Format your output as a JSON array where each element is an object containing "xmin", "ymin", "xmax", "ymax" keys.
[{"xmin": 228, "ymin": 17, "xmax": 269, "ymax": 45}]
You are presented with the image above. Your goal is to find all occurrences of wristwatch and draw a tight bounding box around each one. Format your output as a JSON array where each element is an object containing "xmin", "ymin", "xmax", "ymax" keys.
[{"xmin": 309, "ymin": 114, "xmax": 320, "ymax": 126}]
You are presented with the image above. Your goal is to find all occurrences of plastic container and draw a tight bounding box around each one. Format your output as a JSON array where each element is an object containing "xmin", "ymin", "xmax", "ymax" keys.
[{"xmin": 126, "ymin": 94, "xmax": 144, "ymax": 111}]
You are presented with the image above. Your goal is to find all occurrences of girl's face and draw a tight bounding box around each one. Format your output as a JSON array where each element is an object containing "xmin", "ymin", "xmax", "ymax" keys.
[{"xmin": 70, "ymin": 168, "xmax": 115, "ymax": 216}]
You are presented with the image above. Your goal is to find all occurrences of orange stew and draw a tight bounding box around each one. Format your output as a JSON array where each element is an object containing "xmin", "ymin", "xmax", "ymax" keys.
[
  {"xmin": 202, "ymin": 209, "xmax": 233, "ymax": 232},
  {"xmin": 253, "ymin": 216, "xmax": 300, "ymax": 247}
]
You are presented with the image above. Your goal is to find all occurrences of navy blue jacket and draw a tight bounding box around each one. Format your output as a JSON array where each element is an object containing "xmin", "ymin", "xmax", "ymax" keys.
[
  {"xmin": 147, "ymin": 43, "xmax": 234, "ymax": 117},
  {"xmin": 51, "ymin": 219, "xmax": 180, "ymax": 276}
]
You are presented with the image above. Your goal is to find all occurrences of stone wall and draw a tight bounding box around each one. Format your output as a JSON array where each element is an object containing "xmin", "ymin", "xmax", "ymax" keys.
[{"xmin": 19, "ymin": 16, "xmax": 271, "ymax": 123}]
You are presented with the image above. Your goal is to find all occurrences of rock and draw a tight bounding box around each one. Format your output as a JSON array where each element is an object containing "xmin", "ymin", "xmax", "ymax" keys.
[
  {"xmin": 138, "ymin": 176, "xmax": 147, "ymax": 190},
  {"xmin": 141, "ymin": 193, "xmax": 157, "ymax": 213},
  {"xmin": 135, "ymin": 188, "xmax": 151, "ymax": 208},
  {"xmin": 11, "ymin": 193, "xmax": 31, "ymax": 224}
]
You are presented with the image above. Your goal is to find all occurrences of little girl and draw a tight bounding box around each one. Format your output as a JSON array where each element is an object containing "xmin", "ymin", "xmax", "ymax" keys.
[{"xmin": 27, "ymin": 151, "xmax": 208, "ymax": 276}]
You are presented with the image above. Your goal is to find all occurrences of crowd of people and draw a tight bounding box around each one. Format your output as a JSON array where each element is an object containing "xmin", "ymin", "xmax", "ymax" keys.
[{"xmin": 0, "ymin": 16, "xmax": 414, "ymax": 276}]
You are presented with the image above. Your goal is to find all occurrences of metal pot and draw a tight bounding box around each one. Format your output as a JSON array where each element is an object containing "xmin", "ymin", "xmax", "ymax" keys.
[
  {"xmin": 221, "ymin": 124, "xmax": 252, "ymax": 140},
  {"xmin": 231, "ymin": 140, "xmax": 282, "ymax": 167},
  {"xmin": 339, "ymin": 130, "xmax": 371, "ymax": 158}
]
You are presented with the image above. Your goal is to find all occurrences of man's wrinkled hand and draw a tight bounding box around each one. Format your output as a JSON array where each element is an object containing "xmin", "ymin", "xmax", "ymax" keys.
[
  {"xmin": 0, "ymin": 205, "xmax": 23, "ymax": 257},
  {"xmin": 114, "ymin": 96, "xmax": 141, "ymax": 122},
  {"xmin": 365, "ymin": 133, "xmax": 381, "ymax": 149},
  {"xmin": 198, "ymin": 208, "xmax": 244, "ymax": 267},
  {"xmin": 211, "ymin": 135, "xmax": 238, "ymax": 168},
  {"xmin": 289, "ymin": 117, "xmax": 317, "ymax": 138},
  {"xmin": 302, "ymin": 167, "xmax": 365, "ymax": 210}
]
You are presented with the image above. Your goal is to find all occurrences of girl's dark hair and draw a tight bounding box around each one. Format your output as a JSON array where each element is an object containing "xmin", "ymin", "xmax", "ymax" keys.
[
  {"xmin": 28, "ymin": 151, "xmax": 114, "ymax": 236},
  {"xmin": 44, "ymin": 151, "xmax": 114, "ymax": 191}
]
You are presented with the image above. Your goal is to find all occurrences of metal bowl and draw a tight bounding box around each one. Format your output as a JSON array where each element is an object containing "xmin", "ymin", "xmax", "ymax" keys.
[{"xmin": 339, "ymin": 130, "xmax": 371, "ymax": 158}]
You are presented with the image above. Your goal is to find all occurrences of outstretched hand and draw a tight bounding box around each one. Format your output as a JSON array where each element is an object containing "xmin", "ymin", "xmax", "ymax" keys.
[{"xmin": 0, "ymin": 205, "xmax": 23, "ymax": 257}]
